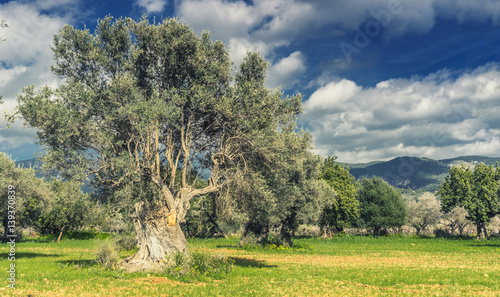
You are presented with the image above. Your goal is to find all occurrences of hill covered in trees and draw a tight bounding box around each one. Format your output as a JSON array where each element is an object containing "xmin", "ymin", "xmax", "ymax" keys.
[{"xmin": 349, "ymin": 156, "xmax": 500, "ymax": 191}]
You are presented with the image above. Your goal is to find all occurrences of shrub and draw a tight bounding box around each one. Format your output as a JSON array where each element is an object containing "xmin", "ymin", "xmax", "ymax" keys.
[
  {"xmin": 296, "ymin": 225, "xmax": 320, "ymax": 237},
  {"xmin": 164, "ymin": 251, "xmax": 234, "ymax": 280},
  {"xmin": 114, "ymin": 234, "xmax": 137, "ymax": 251},
  {"xmin": 238, "ymin": 233, "xmax": 259, "ymax": 247},
  {"xmin": 433, "ymin": 228, "xmax": 450, "ymax": 238},
  {"xmin": 240, "ymin": 242, "xmax": 312, "ymax": 251},
  {"xmin": 267, "ymin": 234, "xmax": 288, "ymax": 247},
  {"xmin": 95, "ymin": 240, "xmax": 118, "ymax": 270}
]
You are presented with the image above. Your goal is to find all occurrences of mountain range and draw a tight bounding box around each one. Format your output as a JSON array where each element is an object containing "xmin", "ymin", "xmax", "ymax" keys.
[
  {"xmin": 348, "ymin": 156, "xmax": 500, "ymax": 191},
  {"xmin": 15, "ymin": 155, "xmax": 500, "ymax": 192}
]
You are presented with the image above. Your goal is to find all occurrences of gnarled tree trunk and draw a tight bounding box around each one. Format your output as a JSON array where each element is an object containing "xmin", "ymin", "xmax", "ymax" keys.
[{"xmin": 120, "ymin": 202, "xmax": 188, "ymax": 272}]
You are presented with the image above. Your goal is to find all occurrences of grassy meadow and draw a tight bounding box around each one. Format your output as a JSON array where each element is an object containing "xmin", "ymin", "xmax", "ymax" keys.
[{"xmin": 1, "ymin": 235, "xmax": 499, "ymax": 296}]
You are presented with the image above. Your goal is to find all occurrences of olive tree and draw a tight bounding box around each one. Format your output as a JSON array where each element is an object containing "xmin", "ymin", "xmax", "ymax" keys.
[
  {"xmin": 0, "ymin": 154, "xmax": 95, "ymax": 241},
  {"xmin": 405, "ymin": 192, "xmax": 442, "ymax": 235},
  {"xmin": 438, "ymin": 164, "xmax": 500, "ymax": 239},
  {"xmin": 0, "ymin": 153, "xmax": 51, "ymax": 237},
  {"xmin": 38, "ymin": 179, "xmax": 95, "ymax": 242},
  {"xmin": 234, "ymin": 147, "xmax": 333, "ymax": 247},
  {"xmin": 17, "ymin": 16, "xmax": 305, "ymax": 270},
  {"xmin": 442, "ymin": 206, "xmax": 470, "ymax": 236}
]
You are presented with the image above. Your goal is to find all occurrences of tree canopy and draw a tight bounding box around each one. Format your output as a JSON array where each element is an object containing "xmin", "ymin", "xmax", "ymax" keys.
[
  {"xmin": 318, "ymin": 156, "xmax": 359, "ymax": 235},
  {"xmin": 405, "ymin": 192, "xmax": 441, "ymax": 235},
  {"xmin": 0, "ymin": 153, "xmax": 51, "ymax": 237},
  {"xmin": 357, "ymin": 177, "xmax": 406, "ymax": 236},
  {"xmin": 438, "ymin": 163, "xmax": 500, "ymax": 238}
]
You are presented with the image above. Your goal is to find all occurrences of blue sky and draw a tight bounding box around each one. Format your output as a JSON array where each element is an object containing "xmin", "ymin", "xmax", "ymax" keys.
[{"xmin": 1, "ymin": 0, "xmax": 500, "ymax": 163}]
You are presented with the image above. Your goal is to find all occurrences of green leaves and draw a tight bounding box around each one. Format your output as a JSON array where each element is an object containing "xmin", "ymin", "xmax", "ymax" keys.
[
  {"xmin": 438, "ymin": 163, "xmax": 500, "ymax": 237},
  {"xmin": 357, "ymin": 177, "xmax": 407, "ymax": 235},
  {"xmin": 38, "ymin": 179, "xmax": 94, "ymax": 236},
  {"xmin": 318, "ymin": 156, "xmax": 360, "ymax": 233}
]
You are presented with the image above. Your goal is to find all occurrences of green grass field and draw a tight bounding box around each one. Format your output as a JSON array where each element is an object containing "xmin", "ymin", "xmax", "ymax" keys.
[{"xmin": 1, "ymin": 235, "xmax": 499, "ymax": 296}]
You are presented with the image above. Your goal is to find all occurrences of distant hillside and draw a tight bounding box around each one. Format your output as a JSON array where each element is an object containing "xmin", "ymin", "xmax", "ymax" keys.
[
  {"xmin": 348, "ymin": 156, "xmax": 500, "ymax": 191},
  {"xmin": 440, "ymin": 156, "xmax": 500, "ymax": 168}
]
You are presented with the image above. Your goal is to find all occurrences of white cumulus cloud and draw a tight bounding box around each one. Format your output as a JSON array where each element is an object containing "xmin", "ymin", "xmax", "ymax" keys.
[
  {"xmin": 267, "ymin": 51, "xmax": 306, "ymax": 89},
  {"xmin": 302, "ymin": 63, "xmax": 500, "ymax": 163},
  {"xmin": 0, "ymin": 1, "xmax": 72, "ymax": 159},
  {"xmin": 135, "ymin": 0, "xmax": 167, "ymax": 13}
]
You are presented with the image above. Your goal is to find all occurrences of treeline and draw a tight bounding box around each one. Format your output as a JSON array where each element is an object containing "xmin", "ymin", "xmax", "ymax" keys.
[
  {"xmin": 184, "ymin": 160, "xmax": 500, "ymax": 242},
  {"xmin": 0, "ymin": 153, "xmax": 131, "ymax": 242},
  {"xmin": 2, "ymin": 152, "xmax": 499, "ymax": 244}
]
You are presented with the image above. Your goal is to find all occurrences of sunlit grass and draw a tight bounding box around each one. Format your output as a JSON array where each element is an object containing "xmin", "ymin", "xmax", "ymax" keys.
[{"xmin": 1, "ymin": 235, "xmax": 499, "ymax": 296}]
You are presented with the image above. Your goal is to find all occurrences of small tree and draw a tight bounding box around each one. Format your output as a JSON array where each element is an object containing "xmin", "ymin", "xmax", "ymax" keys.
[
  {"xmin": 405, "ymin": 192, "xmax": 442, "ymax": 235},
  {"xmin": 442, "ymin": 206, "xmax": 470, "ymax": 236},
  {"xmin": 318, "ymin": 156, "xmax": 360, "ymax": 235},
  {"xmin": 233, "ymin": 136, "xmax": 333, "ymax": 246},
  {"xmin": 271, "ymin": 153, "xmax": 333, "ymax": 246},
  {"xmin": 438, "ymin": 164, "xmax": 500, "ymax": 239},
  {"xmin": 38, "ymin": 179, "xmax": 94, "ymax": 242},
  {"xmin": 0, "ymin": 154, "xmax": 52, "ymax": 237},
  {"xmin": 357, "ymin": 177, "xmax": 407, "ymax": 236}
]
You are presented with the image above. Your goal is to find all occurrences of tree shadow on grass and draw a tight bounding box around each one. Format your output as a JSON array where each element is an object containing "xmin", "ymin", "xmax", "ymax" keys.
[
  {"xmin": 56, "ymin": 259, "xmax": 96, "ymax": 268},
  {"xmin": 230, "ymin": 257, "xmax": 277, "ymax": 268},
  {"xmin": 0, "ymin": 252, "xmax": 61, "ymax": 259}
]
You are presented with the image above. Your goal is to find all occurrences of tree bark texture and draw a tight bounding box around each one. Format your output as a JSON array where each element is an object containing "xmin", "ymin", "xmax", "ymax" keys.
[{"xmin": 120, "ymin": 202, "xmax": 187, "ymax": 272}]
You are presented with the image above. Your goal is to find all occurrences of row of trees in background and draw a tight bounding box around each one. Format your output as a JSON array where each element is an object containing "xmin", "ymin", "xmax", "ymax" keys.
[
  {"xmin": 0, "ymin": 153, "xmax": 99, "ymax": 242},
  {"xmin": 3, "ymin": 150, "xmax": 499, "ymax": 244},
  {"xmin": 184, "ymin": 160, "xmax": 500, "ymax": 241},
  {"xmin": 185, "ymin": 158, "xmax": 408, "ymax": 240},
  {"xmin": 0, "ymin": 151, "xmax": 399, "ymax": 243}
]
